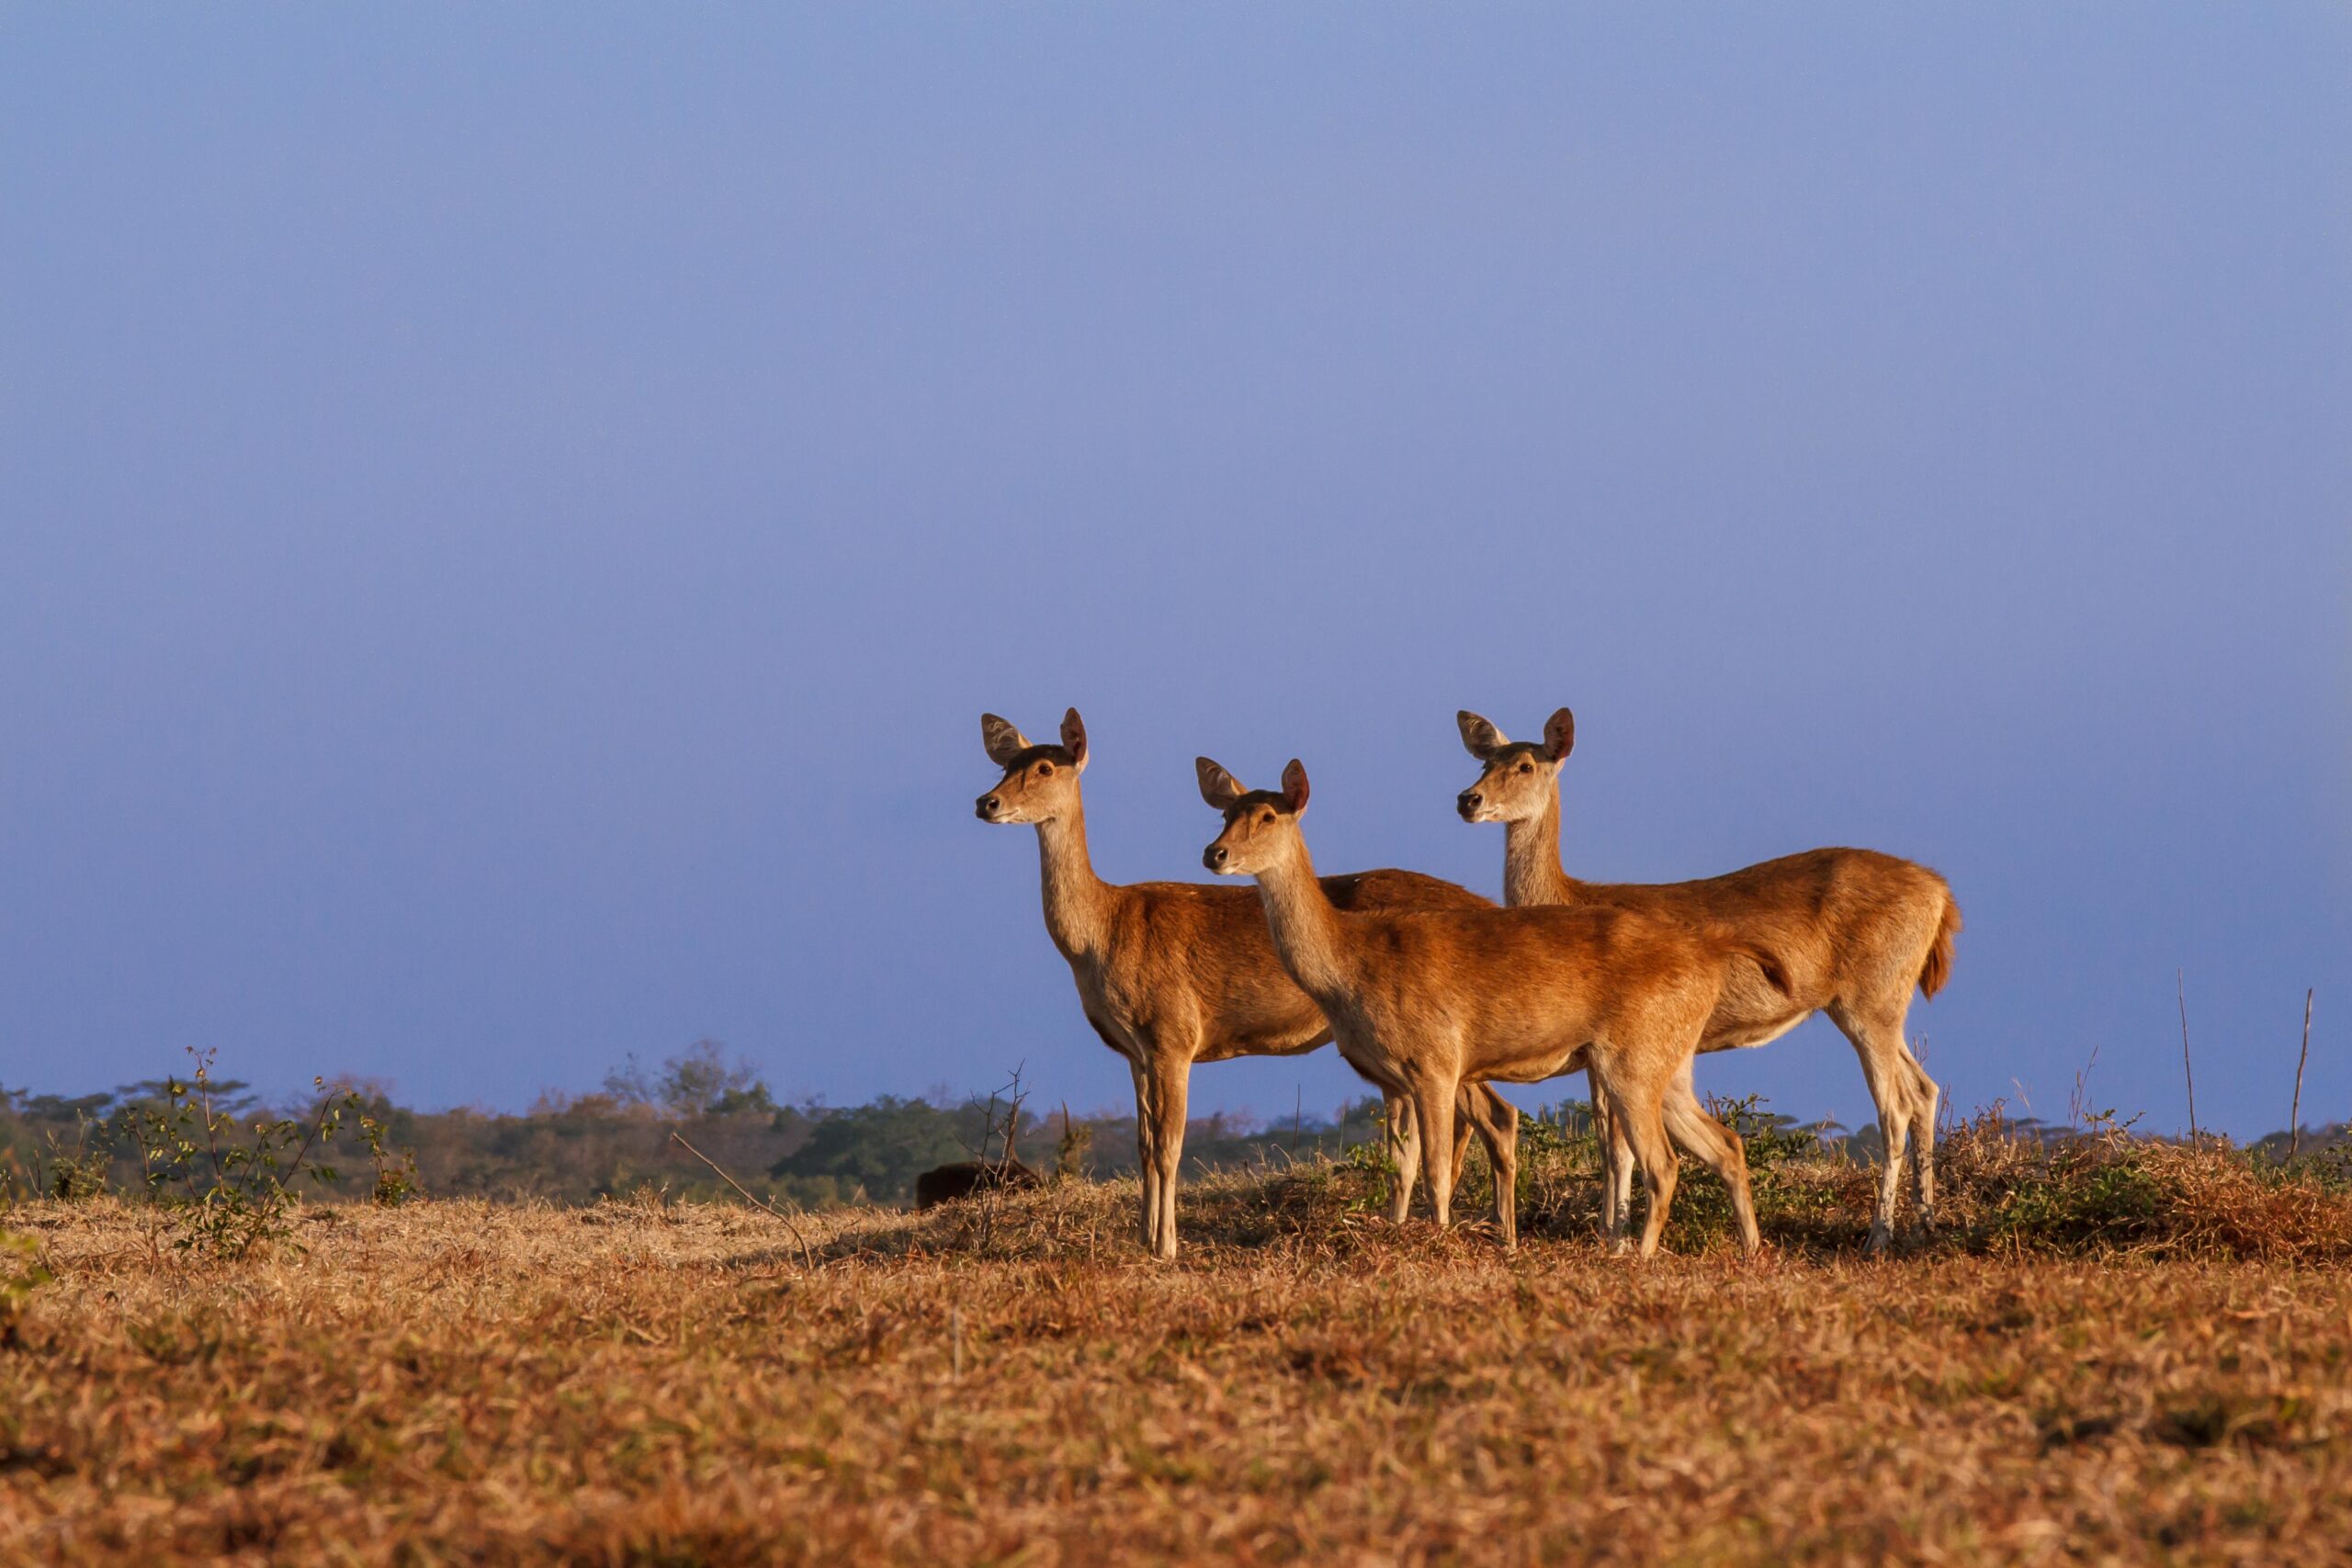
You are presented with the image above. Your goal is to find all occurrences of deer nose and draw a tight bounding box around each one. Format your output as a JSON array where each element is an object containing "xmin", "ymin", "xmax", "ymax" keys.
[
  {"xmin": 976, "ymin": 795, "xmax": 1001, "ymax": 819},
  {"xmin": 1457, "ymin": 790, "xmax": 1481, "ymax": 818},
  {"xmin": 1203, "ymin": 844, "xmax": 1227, "ymax": 870}
]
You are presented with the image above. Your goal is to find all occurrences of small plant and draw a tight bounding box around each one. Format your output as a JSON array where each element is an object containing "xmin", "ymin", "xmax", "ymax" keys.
[
  {"xmin": 28, "ymin": 1111, "xmax": 112, "ymax": 1202},
  {"xmin": 1334, "ymin": 1109, "xmax": 1403, "ymax": 1214},
  {"xmin": 122, "ymin": 1049, "xmax": 388, "ymax": 1259},
  {"xmin": 1707, "ymin": 1092, "xmax": 1828, "ymax": 1166},
  {"xmin": 1051, "ymin": 1100, "xmax": 1094, "ymax": 1184},
  {"xmin": 356, "ymin": 1109, "xmax": 422, "ymax": 1206},
  {"xmin": 0, "ymin": 1228, "xmax": 51, "ymax": 1348}
]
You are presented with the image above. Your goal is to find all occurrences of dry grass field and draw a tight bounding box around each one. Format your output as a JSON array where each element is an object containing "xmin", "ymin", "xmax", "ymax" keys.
[{"xmin": 5, "ymin": 1134, "xmax": 2351, "ymax": 1565}]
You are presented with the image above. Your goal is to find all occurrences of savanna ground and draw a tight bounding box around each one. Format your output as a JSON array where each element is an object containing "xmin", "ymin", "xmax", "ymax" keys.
[{"xmin": 4, "ymin": 1121, "xmax": 2351, "ymax": 1565}]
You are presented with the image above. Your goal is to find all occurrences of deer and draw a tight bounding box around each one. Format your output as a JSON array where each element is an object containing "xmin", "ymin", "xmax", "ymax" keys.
[
  {"xmin": 1201, "ymin": 755, "xmax": 1795, "ymax": 1257},
  {"xmin": 974, "ymin": 708, "xmax": 1521, "ymax": 1258},
  {"xmin": 1454, "ymin": 706, "xmax": 1962, "ymax": 1254}
]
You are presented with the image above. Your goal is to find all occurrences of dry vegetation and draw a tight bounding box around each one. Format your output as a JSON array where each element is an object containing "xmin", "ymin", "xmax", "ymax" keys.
[{"xmin": 4, "ymin": 1131, "xmax": 2351, "ymax": 1565}]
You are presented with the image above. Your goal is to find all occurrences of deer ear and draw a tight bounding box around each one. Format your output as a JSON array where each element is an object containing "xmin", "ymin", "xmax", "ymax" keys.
[
  {"xmin": 1280, "ymin": 759, "xmax": 1310, "ymax": 815},
  {"xmin": 1060, "ymin": 707, "xmax": 1089, "ymax": 771},
  {"xmin": 1195, "ymin": 757, "xmax": 1246, "ymax": 810},
  {"xmin": 1543, "ymin": 707, "xmax": 1576, "ymax": 762},
  {"xmin": 1457, "ymin": 710, "xmax": 1507, "ymax": 760},
  {"xmin": 981, "ymin": 713, "xmax": 1032, "ymax": 767}
]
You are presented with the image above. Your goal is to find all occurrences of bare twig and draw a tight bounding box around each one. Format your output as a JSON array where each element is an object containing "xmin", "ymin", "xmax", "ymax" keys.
[
  {"xmin": 2177, "ymin": 969, "xmax": 2199, "ymax": 1146},
  {"xmin": 2290, "ymin": 988, "xmax": 2314, "ymax": 1158},
  {"xmin": 668, "ymin": 1130, "xmax": 815, "ymax": 1269},
  {"xmin": 972, "ymin": 1064, "xmax": 1029, "ymax": 1255},
  {"xmin": 2068, "ymin": 1044, "xmax": 2102, "ymax": 1130},
  {"xmin": 963, "ymin": 1092, "xmax": 1001, "ymax": 1163}
]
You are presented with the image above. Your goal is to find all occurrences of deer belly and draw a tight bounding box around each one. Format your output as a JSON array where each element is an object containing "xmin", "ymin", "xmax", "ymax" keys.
[
  {"xmin": 1700, "ymin": 1009, "xmax": 1809, "ymax": 1054},
  {"xmin": 1482, "ymin": 1043, "xmax": 1592, "ymax": 1085}
]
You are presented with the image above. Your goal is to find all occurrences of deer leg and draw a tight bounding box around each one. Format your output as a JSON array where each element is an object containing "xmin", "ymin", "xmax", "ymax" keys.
[
  {"xmin": 1599, "ymin": 1066, "xmax": 1678, "ymax": 1259},
  {"xmin": 1831, "ymin": 1002, "xmax": 1917, "ymax": 1256},
  {"xmin": 1143, "ymin": 1052, "xmax": 1191, "ymax": 1262},
  {"xmin": 1448, "ymin": 1089, "xmax": 1477, "ymax": 1197},
  {"xmin": 1411, "ymin": 1074, "xmax": 1462, "ymax": 1232},
  {"xmin": 1903, "ymin": 1046, "xmax": 1941, "ymax": 1233},
  {"xmin": 1459, "ymin": 1083, "xmax": 1519, "ymax": 1250},
  {"xmin": 1591, "ymin": 1070, "xmax": 1636, "ymax": 1253},
  {"xmin": 1128, "ymin": 1057, "xmax": 1162, "ymax": 1255},
  {"xmin": 1383, "ymin": 1091, "xmax": 1424, "ymax": 1224},
  {"xmin": 1590, "ymin": 1069, "xmax": 1618, "ymax": 1238},
  {"xmin": 1661, "ymin": 1063, "xmax": 1759, "ymax": 1254}
]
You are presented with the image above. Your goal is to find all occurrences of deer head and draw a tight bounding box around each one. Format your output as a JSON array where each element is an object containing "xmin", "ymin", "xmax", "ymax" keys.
[
  {"xmin": 974, "ymin": 707, "xmax": 1090, "ymax": 824},
  {"xmin": 1198, "ymin": 757, "xmax": 1311, "ymax": 875},
  {"xmin": 1453, "ymin": 707, "xmax": 1573, "ymax": 824}
]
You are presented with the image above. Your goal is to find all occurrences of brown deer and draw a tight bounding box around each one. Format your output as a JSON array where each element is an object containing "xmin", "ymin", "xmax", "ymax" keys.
[
  {"xmin": 975, "ymin": 709, "xmax": 1520, "ymax": 1258},
  {"xmin": 1455, "ymin": 706, "xmax": 1961, "ymax": 1253},
  {"xmin": 1201, "ymin": 756, "xmax": 1792, "ymax": 1257}
]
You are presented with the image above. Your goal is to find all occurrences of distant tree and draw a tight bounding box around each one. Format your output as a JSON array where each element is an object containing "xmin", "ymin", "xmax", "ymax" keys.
[
  {"xmin": 769, "ymin": 1096, "xmax": 969, "ymax": 1202},
  {"xmin": 114, "ymin": 1077, "xmax": 257, "ymax": 1117},
  {"xmin": 601, "ymin": 1055, "xmax": 657, "ymax": 1110},
  {"xmin": 603, "ymin": 1040, "xmax": 777, "ymax": 1119}
]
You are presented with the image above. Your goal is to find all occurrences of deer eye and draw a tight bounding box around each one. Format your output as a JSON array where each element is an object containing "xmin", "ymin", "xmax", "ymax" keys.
[
  {"xmin": 1517, "ymin": 761, "xmax": 1533, "ymax": 773},
  {"xmin": 1035, "ymin": 762, "xmax": 1053, "ymax": 776}
]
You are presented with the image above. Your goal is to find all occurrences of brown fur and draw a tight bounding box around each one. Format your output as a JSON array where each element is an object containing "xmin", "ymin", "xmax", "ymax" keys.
[
  {"xmin": 1920, "ymin": 898, "xmax": 1961, "ymax": 998},
  {"xmin": 1456, "ymin": 706, "xmax": 1962, "ymax": 1251},
  {"xmin": 914, "ymin": 1159, "xmax": 1044, "ymax": 1210},
  {"xmin": 977, "ymin": 710, "xmax": 1518, "ymax": 1259},
  {"xmin": 1204, "ymin": 758, "xmax": 1792, "ymax": 1257}
]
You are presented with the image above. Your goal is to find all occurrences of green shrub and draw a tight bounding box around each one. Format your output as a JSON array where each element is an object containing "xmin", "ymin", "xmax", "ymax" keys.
[
  {"xmin": 1993, "ymin": 1147, "xmax": 2167, "ymax": 1249},
  {"xmin": 0, "ymin": 1229, "xmax": 51, "ymax": 1347},
  {"xmin": 122, "ymin": 1049, "xmax": 393, "ymax": 1259}
]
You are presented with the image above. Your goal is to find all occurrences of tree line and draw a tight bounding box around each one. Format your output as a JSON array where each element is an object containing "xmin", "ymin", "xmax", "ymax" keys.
[
  {"xmin": 6, "ymin": 1040, "xmax": 2341, "ymax": 1212},
  {"xmin": 1, "ymin": 1041, "xmax": 1411, "ymax": 1210}
]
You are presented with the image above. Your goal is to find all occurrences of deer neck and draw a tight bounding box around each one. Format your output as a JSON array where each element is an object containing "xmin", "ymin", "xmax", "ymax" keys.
[
  {"xmin": 1034, "ymin": 803, "xmax": 1114, "ymax": 959},
  {"xmin": 1503, "ymin": 793, "xmax": 1581, "ymax": 907},
  {"xmin": 1250, "ymin": 840, "xmax": 1355, "ymax": 1004}
]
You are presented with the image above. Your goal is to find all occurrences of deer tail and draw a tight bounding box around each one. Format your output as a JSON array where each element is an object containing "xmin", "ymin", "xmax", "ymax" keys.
[{"xmin": 1918, "ymin": 894, "xmax": 1962, "ymax": 999}]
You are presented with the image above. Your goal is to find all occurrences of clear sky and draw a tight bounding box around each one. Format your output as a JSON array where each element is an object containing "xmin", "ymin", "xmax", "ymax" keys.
[{"xmin": 4, "ymin": 6, "xmax": 2346, "ymax": 1138}]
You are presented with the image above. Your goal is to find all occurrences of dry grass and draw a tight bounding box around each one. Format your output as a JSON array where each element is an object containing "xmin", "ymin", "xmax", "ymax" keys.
[{"xmin": 5, "ymin": 1156, "xmax": 2351, "ymax": 1565}]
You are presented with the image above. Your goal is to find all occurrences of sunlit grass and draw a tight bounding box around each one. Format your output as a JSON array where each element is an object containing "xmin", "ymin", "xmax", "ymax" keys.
[{"xmin": 4, "ymin": 1138, "xmax": 2348, "ymax": 1563}]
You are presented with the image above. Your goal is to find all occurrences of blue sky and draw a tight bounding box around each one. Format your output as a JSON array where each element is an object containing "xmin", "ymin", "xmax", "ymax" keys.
[{"xmin": 4, "ymin": 6, "xmax": 2346, "ymax": 1137}]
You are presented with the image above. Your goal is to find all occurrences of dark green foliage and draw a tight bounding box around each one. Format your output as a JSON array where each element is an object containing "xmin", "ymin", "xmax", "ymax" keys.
[
  {"xmin": 770, "ymin": 1096, "xmax": 978, "ymax": 1205},
  {"xmin": 1993, "ymin": 1147, "xmax": 2167, "ymax": 1249}
]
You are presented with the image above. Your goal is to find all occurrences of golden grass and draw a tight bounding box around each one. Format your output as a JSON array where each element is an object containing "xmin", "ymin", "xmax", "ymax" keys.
[{"xmin": 5, "ymin": 1168, "xmax": 2350, "ymax": 1565}]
